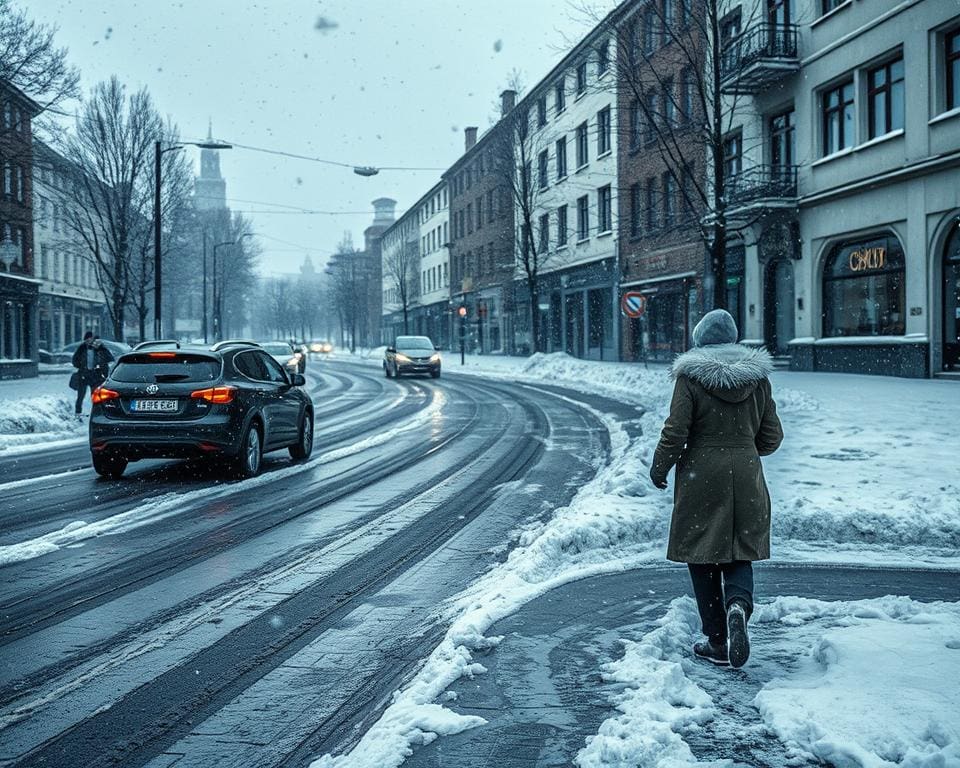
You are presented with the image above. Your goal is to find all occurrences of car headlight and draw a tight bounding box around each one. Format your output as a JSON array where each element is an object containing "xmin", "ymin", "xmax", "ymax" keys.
[
  {"xmin": 430, "ymin": 353, "xmax": 441, "ymax": 362},
  {"xmin": 287, "ymin": 357, "xmax": 300, "ymax": 367},
  {"xmin": 395, "ymin": 353, "xmax": 411, "ymax": 363}
]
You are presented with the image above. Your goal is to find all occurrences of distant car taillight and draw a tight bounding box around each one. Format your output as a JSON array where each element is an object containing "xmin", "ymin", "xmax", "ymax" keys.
[
  {"xmin": 190, "ymin": 386, "xmax": 237, "ymax": 404},
  {"xmin": 91, "ymin": 386, "xmax": 120, "ymax": 404}
]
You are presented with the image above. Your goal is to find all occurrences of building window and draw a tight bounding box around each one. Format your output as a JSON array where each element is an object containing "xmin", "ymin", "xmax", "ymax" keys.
[
  {"xmin": 662, "ymin": 0, "xmax": 675, "ymax": 29},
  {"xmin": 523, "ymin": 161, "xmax": 532, "ymax": 194},
  {"xmin": 557, "ymin": 204, "xmax": 568, "ymax": 246},
  {"xmin": 577, "ymin": 195, "xmax": 589, "ymax": 241},
  {"xmin": 556, "ymin": 137, "xmax": 567, "ymax": 179},
  {"xmin": 868, "ymin": 56, "xmax": 904, "ymax": 138},
  {"xmin": 486, "ymin": 190, "xmax": 495, "ymax": 223},
  {"xmin": 0, "ymin": 301, "xmax": 28, "ymax": 361},
  {"xmin": 769, "ymin": 108, "xmax": 796, "ymax": 171},
  {"xmin": 948, "ymin": 28, "xmax": 960, "ymax": 111},
  {"xmin": 539, "ymin": 213, "xmax": 550, "ymax": 253},
  {"xmin": 662, "ymin": 79, "xmax": 675, "ymax": 126},
  {"xmin": 822, "ymin": 78, "xmax": 855, "ymax": 155},
  {"xmin": 466, "ymin": 203, "xmax": 473, "ymax": 233},
  {"xmin": 576, "ymin": 61, "xmax": 587, "ymax": 94},
  {"xmin": 720, "ymin": 9, "xmax": 742, "ymax": 48},
  {"xmin": 662, "ymin": 173, "xmax": 676, "ymax": 227},
  {"xmin": 680, "ymin": 68, "xmax": 694, "ymax": 121},
  {"xmin": 597, "ymin": 107, "xmax": 611, "ymax": 155},
  {"xmin": 630, "ymin": 183, "xmax": 642, "ymax": 238},
  {"xmin": 643, "ymin": 7, "xmax": 657, "ymax": 54},
  {"xmin": 645, "ymin": 89, "xmax": 658, "ymax": 143},
  {"xmin": 537, "ymin": 95, "xmax": 547, "ymax": 128},
  {"xmin": 597, "ymin": 40, "xmax": 609, "ymax": 75},
  {"xmin": 823, "ymin": 235, "xmax": 906, "ymax": 337},
  {"xmin": 598, "ymin": 185, "xmax": 612, "ymax": 233},
  {"xmin": 538, "ymin": 150, "xmax": 549, "ymax": 190},
  {"xmin": 821, "ymin": 0, "xmax": 844, "ymax": 14},
  {"xmin": 2, "ymin": 163, "xmax": 10, "ymax": 196},
  {"xmin": 576, "ymin": 121, "xmax": 589, "ymax": 168},
  {"xmin": 680, "ymin": 164, "xmax": 695, "ymax": 219},
  {"xmin": 722, "ymin": 131, "xmax": 742, "ymax": 178},
  {"xmin": 645, "ymin": 177, "xmax": 658, "ymax": 230},
  {"xmin": 15, "ymin": 165, "xmax": 24, "ymax": 202},
  {"xmin": 555, "ymin": 79, "xmax": 566, "ymax": 114},
  {"xmin": 477, "ymin": 196, "xmax": 483, "ymax": 229},
  {"xmin": 630, "ymin": 100, "xmax": 641, "ymax": 150}
]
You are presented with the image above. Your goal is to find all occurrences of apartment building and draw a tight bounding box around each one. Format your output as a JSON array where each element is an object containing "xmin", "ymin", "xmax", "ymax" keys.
[
  {"xmin": 380, "ymin": 200, "xmax": 421, "ymax": 344},
  {"xmin": 720, "ymin": 0, "xmax": 960, "ymax": 377},
  {"xmin": 411, "ymin": 181, "xmax": 451, "ymax": 347},
  {"xmin": 513, "ymin": 13, "xmax": 622, "ymax": 360},
  {"xmin": 32, "ymin": 142, "xmax": 107, "ymax": 352},
  {"xmin": 616, "ymin": 0, "xmax": 709, "ymax": 363},
  {"xmin": 0, "ymin": 80, "xmax": 40, "ymax": 378},
  {"xmin": 443, "ymin": 100, "xmax": 516, "ymax": 354}
]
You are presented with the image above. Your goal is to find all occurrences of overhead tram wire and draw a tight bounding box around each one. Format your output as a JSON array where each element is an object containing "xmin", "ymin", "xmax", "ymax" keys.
[{"xmin": 206, "ymin": 140, "xmax": 446, "ymax": 173}]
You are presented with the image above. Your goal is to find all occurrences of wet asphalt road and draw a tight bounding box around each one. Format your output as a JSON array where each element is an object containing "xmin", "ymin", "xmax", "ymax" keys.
[{"xmin": 0, "ymin": 359, "xmax": 613, "ymax": 768}]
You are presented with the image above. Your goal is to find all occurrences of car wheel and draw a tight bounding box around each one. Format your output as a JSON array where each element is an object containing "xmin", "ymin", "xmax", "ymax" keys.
[
  {"xmin": 235, "ymin": 421, "xmax": 263, "ymax": 478},
  {"xmin": 384, "ymin": 362, "xmax": 392, "ymax": 378},
  {"xmin": 430, "ymin": 369, "xmax": 441, "ymax": 379},
  {"xmin": 289, "ymin": 411, "xmax": 314, "ymax": 460},
  {"xmin": 92, "ymin": 452, "xmax": 127, "ymax": 479}
]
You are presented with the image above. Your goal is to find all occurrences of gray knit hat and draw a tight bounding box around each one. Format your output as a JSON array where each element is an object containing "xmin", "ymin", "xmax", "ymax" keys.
[{"xmin": 692, "ymin": 309, "xmax": 738, "ymax": 347}]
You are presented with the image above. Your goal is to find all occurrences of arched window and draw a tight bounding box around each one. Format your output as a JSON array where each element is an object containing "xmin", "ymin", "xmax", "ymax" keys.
[{"xmin": 822, "ymin": 234, "xmax": 905, "ymax": 337}]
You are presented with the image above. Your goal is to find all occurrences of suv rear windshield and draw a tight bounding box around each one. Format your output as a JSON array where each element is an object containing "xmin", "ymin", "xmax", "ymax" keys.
[{"xmin": 112, "ymin": 354, "xmax": 222, "ymax": 383}]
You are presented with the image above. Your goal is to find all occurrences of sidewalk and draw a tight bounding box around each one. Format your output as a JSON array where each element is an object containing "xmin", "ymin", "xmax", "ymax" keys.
[{"xmin": 401, "ymin": 565, "xmax": 960, "ymax": 768}]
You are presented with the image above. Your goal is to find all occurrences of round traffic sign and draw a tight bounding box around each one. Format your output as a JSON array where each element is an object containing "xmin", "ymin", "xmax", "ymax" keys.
[{"xmin": 621, "ymin": 291, "xmax": 646, "ymax": 318}]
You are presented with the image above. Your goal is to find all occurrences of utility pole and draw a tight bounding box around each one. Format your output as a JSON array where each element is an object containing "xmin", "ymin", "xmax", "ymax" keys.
[
  {"xmin": 458, "ymin": 303, "xmax": 466, "ymax": 366},
  {"xmin": 153, "ymin": 141, "xmax": 162, "ymax": 340},
  {"xmin": 201, "ymin": 230, "xmax": 208, "ymax": 343}
]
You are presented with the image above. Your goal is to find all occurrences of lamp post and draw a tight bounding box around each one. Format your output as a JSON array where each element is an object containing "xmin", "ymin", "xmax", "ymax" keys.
[
  {"xmin": 153, "ymin": 139, "xmax": 232, "ymax": 340},
  {"xmin": 212, "ymin": 233, "xmax": 252, "ymax": 341}
]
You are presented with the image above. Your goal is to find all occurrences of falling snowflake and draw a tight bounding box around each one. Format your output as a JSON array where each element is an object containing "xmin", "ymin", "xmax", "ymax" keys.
[
  {"xmin": 315, "ymin": 16, "xmax": 339, "ymax": 34},
  {"xmin": 493, "ymin": 39, "xmax": 503, "ymax": 53}
]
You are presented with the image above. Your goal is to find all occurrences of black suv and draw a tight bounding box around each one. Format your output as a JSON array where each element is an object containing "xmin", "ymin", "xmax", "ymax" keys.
[{"xmin": 89, "ymin": 340, "xmax": 314, "ymax": 479}]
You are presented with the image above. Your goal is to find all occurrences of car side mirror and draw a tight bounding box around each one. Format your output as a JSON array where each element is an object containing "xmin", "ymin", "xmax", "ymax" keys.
[
  {"xmin": 291, "ymin": 373, "xmax": 306, "ymax": 387},
  {"xmin": 386, "ymin": 347, "xmax": 396, "ymax": 354}
]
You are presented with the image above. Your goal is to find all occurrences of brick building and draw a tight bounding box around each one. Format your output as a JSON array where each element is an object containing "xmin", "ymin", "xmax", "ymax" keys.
[
  {"xmin": 0, "ymin": 80, "xmax": 41, "ymax": 378},
  {"xmin": 443, "ymin": 94, "xmax": 517, "ymax": 354},
  {"xmin": 615, "ymin": 1, "xmax": 710, "ymax": 363}
]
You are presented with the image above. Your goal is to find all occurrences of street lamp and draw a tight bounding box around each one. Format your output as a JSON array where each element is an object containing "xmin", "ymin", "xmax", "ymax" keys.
[
  {"xmin": 154, "ymin": 139, "xmax": 232, "ymax": 340},
  {"xmin": 212, "ymin": 233, "xmax": 252, "ymax": 341}
]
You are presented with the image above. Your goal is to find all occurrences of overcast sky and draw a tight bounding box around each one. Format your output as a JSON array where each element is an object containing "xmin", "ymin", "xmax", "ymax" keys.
[{"xmin": 29, "ymin": 0, "xmax": 615, "ymax": 276}]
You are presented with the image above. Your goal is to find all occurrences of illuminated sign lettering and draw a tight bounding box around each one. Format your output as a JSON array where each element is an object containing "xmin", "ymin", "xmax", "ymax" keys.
[{"xmin": 848, "ymin": 246, "xmax": 886, "ymax": 272}]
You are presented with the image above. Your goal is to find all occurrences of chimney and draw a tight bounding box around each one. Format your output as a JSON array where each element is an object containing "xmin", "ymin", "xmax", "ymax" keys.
[
  {"xmin": 465, "ymin": 126, "xmax": 478, "ymax": 151},
  {"xmin": 500, "ymin": 89, "xmax": 516, "ymax": 117}
]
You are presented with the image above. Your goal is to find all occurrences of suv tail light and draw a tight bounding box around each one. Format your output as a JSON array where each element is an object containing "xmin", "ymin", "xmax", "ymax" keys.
[
  {"xmin": 92, "ymin": 386, "xmax": 120, "ymax": 404},
  {"xmin": 191, "ymin": 386, "xmax": 237, "ymax": 404}
]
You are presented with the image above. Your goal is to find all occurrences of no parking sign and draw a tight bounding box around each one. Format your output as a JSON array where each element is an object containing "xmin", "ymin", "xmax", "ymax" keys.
[{"xmin": 621, "ymin": 291, "xmax": 647, "ymax": 318}]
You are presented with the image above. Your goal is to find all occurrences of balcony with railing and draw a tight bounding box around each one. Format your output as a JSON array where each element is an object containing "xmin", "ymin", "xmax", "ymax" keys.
[
  {"xmin": 724, "ymin": 165, "xmax": 798, "ymax": 211},
  {"xmin": 720, "ymin": 23, "xmax": 800, "ymax": 95}
]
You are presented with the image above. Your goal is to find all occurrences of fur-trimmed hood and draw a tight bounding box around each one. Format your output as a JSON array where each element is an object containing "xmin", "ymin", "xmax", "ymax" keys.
[{"xmin": 672, "ymin": 344, "xmax": 774, "ymax": 401}]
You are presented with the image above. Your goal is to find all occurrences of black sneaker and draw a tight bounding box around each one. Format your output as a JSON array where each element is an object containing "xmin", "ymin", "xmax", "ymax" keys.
[
  {"xmin": 726, "ymin": 600, "xmax": 750, "ymax": 669},
  {"xmin": 693, "ymin": 639, "xmax": 730, "ymax": 666}
]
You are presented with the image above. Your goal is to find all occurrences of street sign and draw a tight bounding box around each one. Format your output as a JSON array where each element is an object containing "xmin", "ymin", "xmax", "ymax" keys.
[{"xmin": 621, "ymin": 291, "xmax": 647, "ymax": 318}]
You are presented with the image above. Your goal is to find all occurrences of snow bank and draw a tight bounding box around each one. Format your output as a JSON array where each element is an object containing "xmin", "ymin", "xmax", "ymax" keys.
[
  {"xmin": 577, "ymin": 595, "xmax": 960, "ymax": 768},
  {"xmin": 452, "ymin": 353, "xmax": 960, "ymax": 565},
  {"xmin": 0, "ymin": 391, "xmax": 84, "ymax": 452}
]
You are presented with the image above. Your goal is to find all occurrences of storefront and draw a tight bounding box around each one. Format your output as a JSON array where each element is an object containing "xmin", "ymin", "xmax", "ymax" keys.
[
  {"xmin": 37, "ymin": 293, "xmax": 105, "ymax": 352},
  {"xmin": 560, "ymin": 259, "xmax": 617, "ymax": 362},
  {"xmin": 410, "ymin": 300, "xmax": 452, "ymax": 350},
  {"xmin": 621, "ymin": 272, "xmax": 701, "ymax": 364},
  {"xmin": 941, "ymin": 218, "xmax": 960, "ymax": 372},
  {"xmin": 0, "ymin": 274, "xmax": 39, "ymax": 379},
  {"xmin": 790, "ymin": 232, "xmax": 927, "ymax": 377}
]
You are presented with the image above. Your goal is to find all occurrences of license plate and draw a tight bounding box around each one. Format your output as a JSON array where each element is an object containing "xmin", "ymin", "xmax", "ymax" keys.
[{"xmin": 131, "ymin": 399, "xmax": 178, "ymax": 412}]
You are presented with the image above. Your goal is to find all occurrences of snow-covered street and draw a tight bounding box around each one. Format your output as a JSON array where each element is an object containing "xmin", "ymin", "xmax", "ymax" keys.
[{"xmin": 2, "ymin": 356, "xmax": 956, "ymax": 768}]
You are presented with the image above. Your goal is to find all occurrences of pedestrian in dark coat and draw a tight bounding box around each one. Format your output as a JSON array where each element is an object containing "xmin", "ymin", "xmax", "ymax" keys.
[
  {"xmin": 71, "ymin": 332, "xmax": 114, "ymax": 415},
  {"xmin": 650, "ymin": 309, "xmax": 783, "ymax": 668}
]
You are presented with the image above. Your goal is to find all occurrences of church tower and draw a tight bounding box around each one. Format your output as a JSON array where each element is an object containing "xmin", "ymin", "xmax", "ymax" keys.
[{"xmin": 194, "ymin": 121, "xmax": 227, "ymax": 211}]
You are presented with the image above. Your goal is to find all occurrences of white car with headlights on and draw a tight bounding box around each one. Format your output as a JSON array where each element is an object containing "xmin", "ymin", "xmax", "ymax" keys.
[
  {"xmin": 259, "ymin": 341, "xmax": 304, "ymax": 375},
  {"xmin": 384, "ymin": 336, "xmax": 441, "ymax": 378}
]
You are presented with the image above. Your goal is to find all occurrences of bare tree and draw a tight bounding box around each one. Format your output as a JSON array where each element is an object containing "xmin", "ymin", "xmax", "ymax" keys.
[
  {"xmin": 326, "ymin": 233, "xmax": 369, "ymax": 353},
  {"xmin": 383, "ymin": 236, "xmax": 419, "ymax": 335},
  {"xmin": 0, "ymin": 0, "xmax": 80, "ymax": 124},
  {"xmin": 59, "ymin": 78, "xmax": 159, "ymax": 340},
  {"xmin": 590, "ymin": 0, "xmax": 769, "ymax": 310},
  {"xmin": 488, "ymin": 74, "xmax": 555, "ymax": 353}
]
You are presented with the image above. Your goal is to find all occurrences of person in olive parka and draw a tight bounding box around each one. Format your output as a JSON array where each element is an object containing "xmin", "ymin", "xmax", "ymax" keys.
[{"xmin": 650, "ymin": 309, "xmax": 783, "ymax": 668}]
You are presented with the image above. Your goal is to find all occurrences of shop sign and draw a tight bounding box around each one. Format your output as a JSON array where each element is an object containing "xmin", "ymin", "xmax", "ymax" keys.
[{"xmin": 848, "ymin": 245, "xmax": 886, "ymax": 272}]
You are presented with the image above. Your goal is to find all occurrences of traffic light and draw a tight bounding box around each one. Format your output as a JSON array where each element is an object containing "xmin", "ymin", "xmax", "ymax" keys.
[{"xmin": 458, "ymin": 305, "xmax": 467, "ymax": 318}]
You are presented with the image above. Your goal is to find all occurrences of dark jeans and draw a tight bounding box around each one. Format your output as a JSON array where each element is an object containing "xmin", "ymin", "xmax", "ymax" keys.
[
  {"xmin": 75, "ymin": 373, "xmax": 97, "ymax": 414},
  {"xmin": 687, "ymin": 561, "xmax": 754, "ymax": 644}
]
